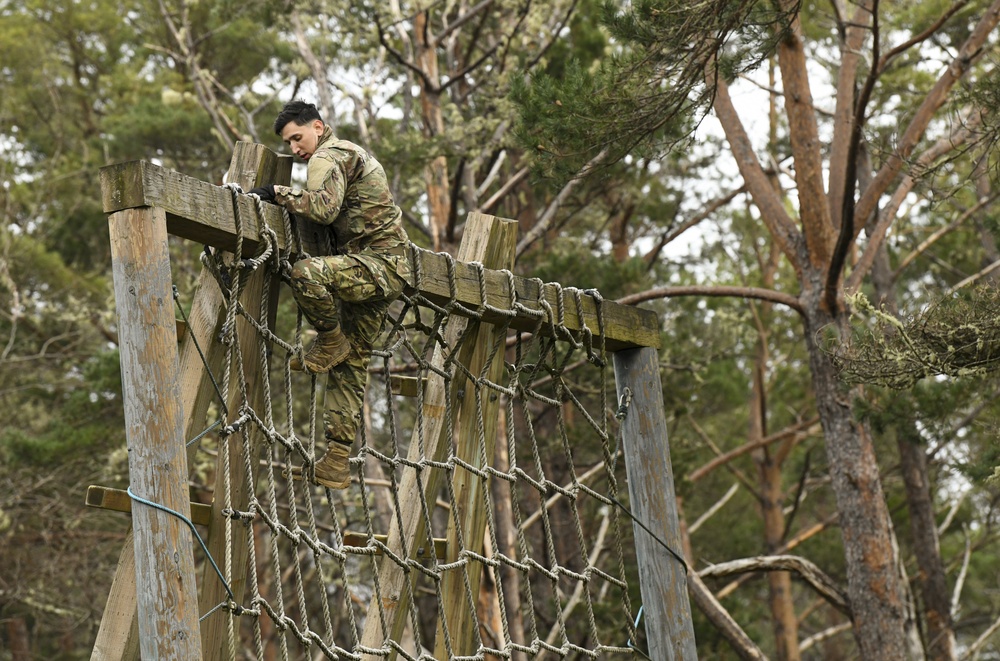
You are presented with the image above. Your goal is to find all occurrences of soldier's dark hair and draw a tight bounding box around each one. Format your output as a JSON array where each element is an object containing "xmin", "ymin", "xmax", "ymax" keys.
[{"xmin": 274, "ymin": 100, "xmax": 323, "ymax": 135}]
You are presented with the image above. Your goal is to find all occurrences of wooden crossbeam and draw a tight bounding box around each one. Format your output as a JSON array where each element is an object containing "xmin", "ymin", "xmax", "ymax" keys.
[
  {"xmin": 85, "ymin": 486, "xmax": 446, "ymax": 560},
  {"xmin": 99, "ymin": 160, "xmax": 660, "ymax": 351}
]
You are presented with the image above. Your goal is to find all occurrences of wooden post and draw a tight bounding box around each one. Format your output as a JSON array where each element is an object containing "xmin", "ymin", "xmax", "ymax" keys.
[
  {"xmin": 198, "ymin": 143, "xmax": 290, "ymax": 661},
  {"xmin": 92, "ymin": 147, "xmax": 292, "ymax": 661},
  {"xmin": 360, "ymin": 212, "xmax": 512, "ymax": 657},
  {"xmin": 434, "ymin": 217, "xmax": 517, "ymax": 657},
  {"xmin": 109, "ymin": 205, "xmax": 203, "ymax": 659},
  {"xmin": 613, "ymin": 347, "xmax": 697, "ymax": 661}
]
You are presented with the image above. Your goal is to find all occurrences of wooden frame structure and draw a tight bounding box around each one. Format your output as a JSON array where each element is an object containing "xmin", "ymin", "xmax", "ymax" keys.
[{"xmin": 88, "ymin": 142, "xmax": 696, "ymax": 660}]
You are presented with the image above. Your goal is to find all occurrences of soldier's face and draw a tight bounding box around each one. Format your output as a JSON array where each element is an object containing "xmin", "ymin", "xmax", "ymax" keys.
[{"xmin": 280, "ymin": 119, "xmax": 324, "ymax": 161}]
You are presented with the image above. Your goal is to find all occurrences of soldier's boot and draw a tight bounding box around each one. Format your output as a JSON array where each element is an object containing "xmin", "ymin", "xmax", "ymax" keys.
[
  {"xmin": 287, "ymin": 440, "xmax": 353, "ymax": 490},
  {"xmin": 290, "ymin": 326, "xmax": 350, "ymax": 373}
]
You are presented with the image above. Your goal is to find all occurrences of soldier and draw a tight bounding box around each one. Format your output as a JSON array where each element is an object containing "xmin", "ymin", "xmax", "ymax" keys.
[{"xmin": 249, "ymin": 100, "xmax": 411, "ymax": 489}]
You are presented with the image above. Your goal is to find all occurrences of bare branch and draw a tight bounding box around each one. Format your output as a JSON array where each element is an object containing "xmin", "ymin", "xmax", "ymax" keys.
[
  {"xmin": 712, "ymin": 71, "xmax": 807, "ymax": 271},
  {"xmin": 688, "ymin": 483, "xmax": 740, "ymax": 535},
  {"xmin": 478, "ymin": 166, "xmax": 529, "ymax": 213},
  {"xmin": 847, "ymin": 112, "xmax": 982, "ymax": 292},
  {"xmin": 892, "ymin": 193, "xmax": 1000, "ymax": 283},
  {"xmin": 951, "ymin": 527, "xmax": 972, "ymax": 618},
  {"xmin": 699, "ymin": 555, "xmax": 851, "ymax": 618},
  {"xmin": 515, "ymin": 148, "xmax": 608, "ymax": 257},
  {"xmin": 800, "ymin": 622, "xmax": 853, "ymax": 653},
  {"xmin": 375, "ymin": 11, "xmax": 440, "ymax": 92},
  {"xmin": 290, "ymin": 10, "xmax": 334, "ymax": 124},
  {"xmin": 687, "ymin": 417, "xmax": 820, "ymax": 482},
  {"xmin": 687, "ymin": 572, "xmax": 771, "ymax": 661},
  {"xmin": 433, "ymin": 0, "xmax": 494, "ymax": 45},
  {"xmin": 878, "ymin": 0, "xmax": 972, "ymax": 74},
  {"xmin": 963, "ymin": 609, "xmax": 1000, "ymax": 661},
  {"xmin": 853, "ymin": 0, "xmax": 1000, "ymax": 242},
  {"xmin": 686, "ymin": 415, "xmax": 762, "ymax": 500},
  {"xmin": 826, "ymin": 0, "xmax": 880, "ymax": 311},
  {"xmin": 945, "ymin": 258, "xmax": 1000, "ymax": 296},
  {"xmin": 616, "ymin": 285, "xmax": 804, "ymax": 315},
  {"xmin": 643, "ymin": 186, "xmax": 746, "ymax": 267}
]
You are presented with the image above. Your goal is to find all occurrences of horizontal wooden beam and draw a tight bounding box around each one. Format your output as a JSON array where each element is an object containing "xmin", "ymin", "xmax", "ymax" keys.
[
  {"xmin": 411, "ymin": 249, "xmax": 661, "ymax": 350},
  {"xmin": 100, "ymin": 160, "xmax": 289, "ymax": 255},
  {"xmin": 389, "ymin": 375, "xmax": 425, "ymax": 397},
  {"xmin": 85, "ymin": 485, "xmax": 445, "ymax": 559},
  {"xmin": 99, "ymin": 159, "xmax": 660, "ymax": 350}
]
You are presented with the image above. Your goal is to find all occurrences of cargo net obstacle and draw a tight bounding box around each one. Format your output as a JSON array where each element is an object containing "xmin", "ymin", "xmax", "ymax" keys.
[
  {"xmin": 91, "ymin": 144, "xmax": 690, "ymax": 661},
  {"xmin": 198, "ymin": 240, "xmax": 636, "ymax": 660}
]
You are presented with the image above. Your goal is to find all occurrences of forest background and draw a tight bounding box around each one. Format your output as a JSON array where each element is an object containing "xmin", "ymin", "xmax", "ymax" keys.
[{"xmin": 3, "ymin": 0, "xmax": 1000, "ymax": 659}]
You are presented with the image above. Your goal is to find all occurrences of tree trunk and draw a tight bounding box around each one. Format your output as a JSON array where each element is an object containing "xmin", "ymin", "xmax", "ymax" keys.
[
  {"xmin": 803, "ymin": 303, "xmax": 909, "ymax": 660},
  {"xmin": 872, "ymin": 241, "xmax": 956, "ymax": 661},
  {"xmin": 414, "ymin": 11, "xmax": 452, "ymax": 252},
  {"xmin": 7, "ymin": 617, "xmax": 30, "ymax": 661},
  {"xmin": 758, "ymin": 451, "xmax": 800, "ymax": 661}
]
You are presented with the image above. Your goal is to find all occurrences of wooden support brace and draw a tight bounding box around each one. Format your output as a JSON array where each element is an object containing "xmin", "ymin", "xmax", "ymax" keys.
[
  {"xmin": 360, "ymin": 212, "xmax": 514, "ymax": 658},
  {"xmin": 435, "ymin": 216, "xmax": 517, "ymax": 657},
  {"xmin": 86, "ymin": 486, "xmax": 446, "ymax": 559},
  {"xmin": 196, "ymin": 143, "xmax": 287, "ymax": 661}
]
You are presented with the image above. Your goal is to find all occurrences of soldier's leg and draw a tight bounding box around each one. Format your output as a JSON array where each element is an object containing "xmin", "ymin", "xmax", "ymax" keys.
[
  {"xmin": 312, "ymin": 299, "xmax": 390, "ymax": 489},
  {"xmin": 288, "ymin": 256, "xmax": 380, "ymax": 373}
]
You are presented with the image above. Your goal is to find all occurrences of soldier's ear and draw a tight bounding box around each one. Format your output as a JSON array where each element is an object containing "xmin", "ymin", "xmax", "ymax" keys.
[{"xmin": 313, "ymin": 119, "xmax": 324, "ymax": 135}]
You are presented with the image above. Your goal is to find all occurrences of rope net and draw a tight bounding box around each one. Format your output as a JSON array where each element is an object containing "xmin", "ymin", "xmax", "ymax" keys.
[{"xmin": 189, "ymin": 192, "xmax": 646, "ymax": 660}]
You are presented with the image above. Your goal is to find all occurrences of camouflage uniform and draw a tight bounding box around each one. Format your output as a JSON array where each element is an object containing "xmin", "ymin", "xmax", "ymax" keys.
[{"xmin": 272, "ymin": 125, "xmax": 411, "ymax": 445}]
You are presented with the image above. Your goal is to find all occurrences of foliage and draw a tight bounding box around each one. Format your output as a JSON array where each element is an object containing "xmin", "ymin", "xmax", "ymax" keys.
[
  {"xmin": 510, "ymin": 0, "xmax": 795, "ymax": 179},
  {"xmin": 837, "ymin": 288, "xmax": 1000, "ymax": 388}
]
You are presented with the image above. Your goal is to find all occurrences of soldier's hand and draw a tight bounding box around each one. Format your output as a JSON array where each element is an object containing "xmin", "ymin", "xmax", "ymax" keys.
[{"xmin": 248, "ymin": 185, "xmax": 276, "ymax": 202}]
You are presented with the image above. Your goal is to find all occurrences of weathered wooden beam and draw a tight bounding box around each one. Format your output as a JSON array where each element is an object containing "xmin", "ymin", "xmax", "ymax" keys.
[
  {"xmin": 410, "ymin": 249, "xmax": 661, "ymax": 351},
  {"xmin": 196, "ymin": 143, "xmax": 285, "ymax": 661},
  {"xmin": 98, "ymin": 159, "xmax": 659, "ymax": 350},
  {"xmin": 388, "ymin": 375, "xmax": 425, "ymax": 397},
  {"xmin": 613, "ymin": 347, "xmax": 697, "ymax": 660},
  {"xmin": 109, "ymin": 204, "xmax": 203, "ymax": 660},
  {"xmin": 99, "ymin": 159, "xmax": 289, "ymax": 255},
  {"xmin": 361, "ymin": 213, "xmax": 510, "ymax": 658},
  {"xmin": 85, "ymin": 486, "xmax": 446, "ymax": 559},
  {"xmin": 90, "ymin": 532, "xmax": 141, "ymax": 661},
  {"xmin": 435, "ymin": 215, "xmax": 517, "ymax": 658}
]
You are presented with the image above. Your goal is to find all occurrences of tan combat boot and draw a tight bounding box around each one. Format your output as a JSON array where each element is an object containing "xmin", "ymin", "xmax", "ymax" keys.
[
  {"xmin": 287, "ymin": 440, "xmax": 353, "ymax": 490},
  {"xmin": 291, "ymin": 327, "xmax": 350, "ymax": 373}
]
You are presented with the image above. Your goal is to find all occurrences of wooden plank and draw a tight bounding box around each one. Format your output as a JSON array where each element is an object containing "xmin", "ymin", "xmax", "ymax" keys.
[
  {"xmin": 360, "ymin": 213, "xmax": 509, "ymax": 658},
  {"xmin": 88, "ymin": 485, "xmax": 214, "ymax": 525},
  {"xmin": 197, "ymin": 143, "xmax": 285, "ymax": 661},
  {"xmin": 409, "ymin": 250, "xmax": 661, "ymax": 351},
  {"xmin": 99, "ymin": 159, "xmax": 657, "ymax": 349},
  {"xmin": 109, "ymin": 205, "xmax": 203, "ymax": 659},
  {"xmin": 90, "ymin": 531, "xmax": 141, "ymax": 661},
  {"xmin": 85, "ymin": 486, "xmax": 446, "ymax": 559},
  {"xmin": 99, "ymin": 160, "xmax": 290, "ymax": 255},
  {"xmin": 613, "ymin": 347, "xmax": 697, "ymax": 660},
  {"xmin": 435, "ymin": 215, "xmax": 517, "ymax": 657},
  {"xmin": 389, "ymin": 375, "xmax": 425, "ymax": 397}
]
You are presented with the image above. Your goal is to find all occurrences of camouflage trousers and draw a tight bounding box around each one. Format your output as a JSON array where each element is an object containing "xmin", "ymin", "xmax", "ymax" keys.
[{"xmin": 288, "ymin": 247, "xmax": 410, "ymax": 444}]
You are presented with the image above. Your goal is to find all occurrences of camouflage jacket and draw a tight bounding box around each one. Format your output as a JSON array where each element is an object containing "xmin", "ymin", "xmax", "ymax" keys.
[{"xmin": 273, "ymin": 126, "xmax": 408, "ymax": 256}]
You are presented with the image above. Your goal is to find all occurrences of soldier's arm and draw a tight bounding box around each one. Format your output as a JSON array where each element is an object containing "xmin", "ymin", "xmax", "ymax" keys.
[{"xmin": 272, "ymin": 151, "xmax": 348, "ymax": 225}]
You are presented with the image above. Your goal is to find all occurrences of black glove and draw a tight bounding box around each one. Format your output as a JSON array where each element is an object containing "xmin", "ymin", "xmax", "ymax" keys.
[{"xmin": 248, "ymin": 185, "xmax": 275, "ymax": 202}]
